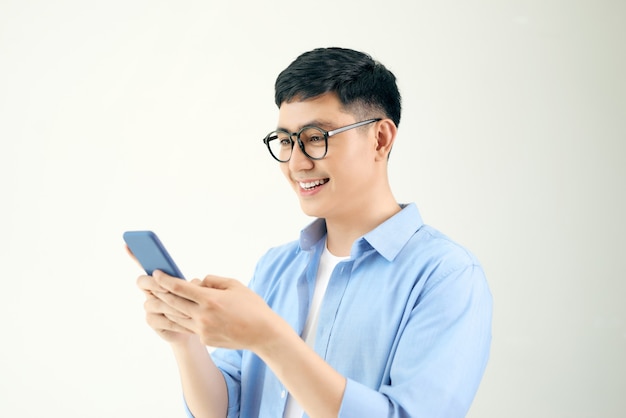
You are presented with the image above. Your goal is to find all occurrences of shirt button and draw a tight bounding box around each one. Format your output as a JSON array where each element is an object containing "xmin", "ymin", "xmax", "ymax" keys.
[{"xmin": 281, "ymin": 390, "xmax": 286, "ymax": 398}]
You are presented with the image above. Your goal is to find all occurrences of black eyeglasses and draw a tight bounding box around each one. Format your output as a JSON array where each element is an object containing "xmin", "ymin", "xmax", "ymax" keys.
[{"xmin": 262, "ymin": 118, "xmax": 381, "ymax": 162}]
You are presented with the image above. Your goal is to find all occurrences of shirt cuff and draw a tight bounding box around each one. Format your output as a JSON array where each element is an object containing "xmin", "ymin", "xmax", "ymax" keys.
[{"xmin": 338, "ymin": 379, "xmax": 388, "ymax": 418}]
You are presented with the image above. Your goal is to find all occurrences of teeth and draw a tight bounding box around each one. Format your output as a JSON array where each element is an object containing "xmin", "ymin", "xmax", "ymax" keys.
[{"xmin": 299, "ymin": 179, "xmax": 328, "ymax": 189}]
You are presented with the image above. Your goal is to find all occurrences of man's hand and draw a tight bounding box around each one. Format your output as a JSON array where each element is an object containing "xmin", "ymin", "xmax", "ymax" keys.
[
  {"xmin": 143, "ymin": 270, "xmax": 346, "ymax": 418},
  {"xmin": 151, "ymin": 271, "xmax": 282, "ymax": 351},
  {"xmin": 136, "ymin": 272, "xmax": 196, "ymax": 345}
]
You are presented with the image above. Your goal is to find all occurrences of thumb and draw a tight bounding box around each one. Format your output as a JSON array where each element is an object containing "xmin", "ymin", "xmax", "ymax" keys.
[{"xmin": 201, "ymin": 275, "xmax": 233, "ymax": 290}]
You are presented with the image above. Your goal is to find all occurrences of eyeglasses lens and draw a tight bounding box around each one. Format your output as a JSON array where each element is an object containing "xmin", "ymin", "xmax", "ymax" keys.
[{"xmin": 267, "ymin": 127, "xmax": 327, "ymax": 162}]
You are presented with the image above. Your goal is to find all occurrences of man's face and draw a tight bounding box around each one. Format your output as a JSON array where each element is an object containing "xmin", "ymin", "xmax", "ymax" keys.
[{"xmin": 277, "ymin": 93, "xmax": 382, "ymax": 221}]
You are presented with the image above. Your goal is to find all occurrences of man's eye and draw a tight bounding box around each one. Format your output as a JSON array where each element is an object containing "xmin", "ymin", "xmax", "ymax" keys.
[
  {"xmin": 278, "ymin": 138, "xmax": 292, "ymax": 147},
  {"xmin": 302, "ymin": 133, "xmax": 325, "ymax": 145}
]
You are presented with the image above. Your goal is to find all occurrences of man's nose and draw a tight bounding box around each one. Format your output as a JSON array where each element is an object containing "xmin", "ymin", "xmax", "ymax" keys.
[{"xmin": 288, "ymin": 138, "xmax": 314, "ymax": 170}]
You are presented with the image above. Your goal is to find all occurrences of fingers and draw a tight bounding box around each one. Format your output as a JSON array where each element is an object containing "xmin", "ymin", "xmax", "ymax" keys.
[
  {"xmin": 143, "ymin": 291, "xmax": 195, "ymax": 336},
  {"xmin": 152, "ymin": 289, "xmax": 198, "ymax": 319},
  {"xmin": 144, "ymin": 293, "xmax": 190, "ymax": 320},
  {"xmin": 137, "ymin": 274, "xmax": 167, "ymax": 294},
  {"xmin": 139, "ymin": 271, "xmax": 206, "ymax": 322},
  {"xmin": 145, "ymin": 310, "xmax": 193, "ymax": 335},
  {"xmin": 137, "ymin": 271, "xmax": 202, "ymax": 294},
  {"xmin": 153, "ymin": 270, "xmax": 209, "ymax": 303},
  {"xmin": 140, "ymin": 271, "xmax": 248, "ymax": 347},
  {"xmin": 201, "ymin": 275, "xmax": 233, "ymax": 290},
  {"xmin": 135, "ymin": 268, "xmax": 206, "ymax": 342}
]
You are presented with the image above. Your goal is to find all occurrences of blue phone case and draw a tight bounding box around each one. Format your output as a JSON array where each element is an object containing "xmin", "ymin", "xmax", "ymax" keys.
[{"xmin": 123, "ymin": 230, "xmax": 185, "ymax": 279}]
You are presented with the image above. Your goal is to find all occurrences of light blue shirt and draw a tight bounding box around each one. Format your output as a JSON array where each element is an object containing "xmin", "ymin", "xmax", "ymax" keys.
[{"xmin": 191, "ymin": 203, "xmax": 492, "ymax": 417}]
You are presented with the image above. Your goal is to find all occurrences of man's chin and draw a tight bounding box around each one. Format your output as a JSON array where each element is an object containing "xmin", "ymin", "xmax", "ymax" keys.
[{"xmin": 298, "ymin": 200, "xmax": 325, "ymax": 219}]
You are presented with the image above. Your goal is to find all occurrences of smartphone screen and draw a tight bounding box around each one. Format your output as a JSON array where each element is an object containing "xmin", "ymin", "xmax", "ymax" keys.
[{"xmin": 123, "ymin": 230, "xmax": 185, "ymax": 279}]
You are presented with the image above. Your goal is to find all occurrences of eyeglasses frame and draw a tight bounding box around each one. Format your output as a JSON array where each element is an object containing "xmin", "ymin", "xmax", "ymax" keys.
[{"xmin": 262, "ymin": 118, "xmax": 382, "ymax": 162}]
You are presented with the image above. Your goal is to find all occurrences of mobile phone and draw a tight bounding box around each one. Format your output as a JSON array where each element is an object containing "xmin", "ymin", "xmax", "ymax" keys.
[{"xmin": 123, "ymin": 230, "xmax": 185, "ymax": 279}]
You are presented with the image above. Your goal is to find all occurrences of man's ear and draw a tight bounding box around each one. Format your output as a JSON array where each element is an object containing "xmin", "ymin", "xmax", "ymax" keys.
[{"xmin": 374, "ymin": 119, "xmax": 397, "ymax": 161}]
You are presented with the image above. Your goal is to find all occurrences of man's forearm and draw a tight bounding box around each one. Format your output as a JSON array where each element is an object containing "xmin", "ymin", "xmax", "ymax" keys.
[
  {"xmin": 171, "ymin": 335, "xmax": 229, "ymax": 418},
  {"xmin": 255, "ymin": 318, "xmax": 347, "ymax": 418}
]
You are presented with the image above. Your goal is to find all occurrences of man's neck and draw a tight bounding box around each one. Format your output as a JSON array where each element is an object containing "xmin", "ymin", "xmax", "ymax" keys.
[{"xmin": 325, "ymin": 197, "xmax": 401, "ymax": 257}]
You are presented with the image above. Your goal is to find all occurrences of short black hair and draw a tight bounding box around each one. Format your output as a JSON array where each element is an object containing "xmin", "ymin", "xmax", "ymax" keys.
[{"xmin": 275, "ymin": 47, "xmax": 402, "ymax": 127}]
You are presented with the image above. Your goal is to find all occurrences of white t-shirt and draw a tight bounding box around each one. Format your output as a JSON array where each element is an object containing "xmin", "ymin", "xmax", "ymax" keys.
[{"xmin": 283, "ymin": 244, "xmax": 349, "ymax": 418}]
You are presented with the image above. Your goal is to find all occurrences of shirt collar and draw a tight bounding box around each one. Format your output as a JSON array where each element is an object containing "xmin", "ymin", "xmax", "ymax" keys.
[
  {"xmin": 298, "ymin": 203, "xmax": 424, "ymax": 262},
  {"xmin": 361, "ymin": 203, "xmax": 424, "ymax": 261},
  {"xmin": 299, "ymin": 218, "xmax": 327, "ymax": 251}
]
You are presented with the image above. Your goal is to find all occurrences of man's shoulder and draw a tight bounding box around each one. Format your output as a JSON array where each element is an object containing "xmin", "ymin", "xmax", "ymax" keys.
[
  {"xmin": 248, "ymin": 239, "xmax": 311, "ymax": 297},
  {"xmin": 405, "ymin": 224, "xmax": 483, "ymax": 273},
  {"xmin": 416, "ymin": 224, "xmax": 477, "ymax": 253},
  {"xmin": 264, "ymin": 238, "xmax": 302, "ymax": 259},
  {"xmin": 255, "ymin": 238, "xmax": 310, "ymax": 272}
]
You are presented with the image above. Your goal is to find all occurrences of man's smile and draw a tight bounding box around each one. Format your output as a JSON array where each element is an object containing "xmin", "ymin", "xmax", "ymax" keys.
[{"xmin": 298, "ymin": 178, "xmax": 329, "ymax": 190}]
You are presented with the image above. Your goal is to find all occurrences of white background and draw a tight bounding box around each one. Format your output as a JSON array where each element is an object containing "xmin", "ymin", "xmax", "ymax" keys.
[{"xmin": 1, "ymin": 1, "xmax": 624, "ymax": 417}]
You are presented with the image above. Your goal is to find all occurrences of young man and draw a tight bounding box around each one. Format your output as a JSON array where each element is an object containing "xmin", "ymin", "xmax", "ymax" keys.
[{"xmin": 136, "ymin": 47, "xmax": 492, "ymax": 418}]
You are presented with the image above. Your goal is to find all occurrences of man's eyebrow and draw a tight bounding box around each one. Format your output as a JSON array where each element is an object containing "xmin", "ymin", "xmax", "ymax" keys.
[{"xmin": 276, "ymin": 119, "xmax": 335, "ymax": 132}]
